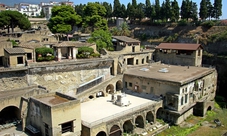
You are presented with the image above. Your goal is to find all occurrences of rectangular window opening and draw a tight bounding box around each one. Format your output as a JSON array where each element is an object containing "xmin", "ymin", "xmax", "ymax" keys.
[
  {"xmin": 27, "ymin": 53, "xmax": 32, "ymax": 60},
  {"xmin": 61, "ymin": 121, "xmax": 73, "ymax": 134},
  {"xmin": 17, "ymin": 57, "xmax": 23, "ymax": 64}
]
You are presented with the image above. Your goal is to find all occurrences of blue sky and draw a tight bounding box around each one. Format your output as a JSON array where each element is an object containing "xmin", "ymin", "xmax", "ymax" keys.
[{"xmin": 72, "ymin": 0, "xmax": 227, "ymax": 19}]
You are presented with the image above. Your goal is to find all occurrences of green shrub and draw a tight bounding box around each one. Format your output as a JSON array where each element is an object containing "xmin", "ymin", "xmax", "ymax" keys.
[
  {"xmin": 201, "ymin": 21, "xmax": 215, "ymax": 28},
  {"xmin": 178, "ymin": 20, "xmax": 188, "ymax": 26},
  {"xmin": 165, "ymin": 33, "xmax": 179, "ymax": 42},
  {"xmin": 78, "ymin": 46, "xmax": 94, "ymax": 54},
  {"xmin": 35, "ymin": 47, "xmax": 54, "ymax": 57},
  {"xmin": 36, "ymin": 55, "xmax": 54, "ymax": 62},
  {"xmin": 91, "ymin": 53, "xmax": 100, "ymax": 58}
]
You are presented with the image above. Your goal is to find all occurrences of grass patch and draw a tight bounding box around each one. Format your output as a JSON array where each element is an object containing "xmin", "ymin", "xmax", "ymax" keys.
[{"xmin": 158, "ymin": 100, "xmax": 227, "ymax": 136}]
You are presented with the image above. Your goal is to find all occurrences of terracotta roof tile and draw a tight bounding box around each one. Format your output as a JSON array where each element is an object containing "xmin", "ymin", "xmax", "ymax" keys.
[
  {"xmin": 155, "ymin": 43, "xmax": 202, "ymax": 50},
  {"xmin": 4, "ymin": 48, "xmax": 26, "ymax": 54},
  {"xmin": 112, "ymin": 36, "xmax": 140, "ymax": 43}
]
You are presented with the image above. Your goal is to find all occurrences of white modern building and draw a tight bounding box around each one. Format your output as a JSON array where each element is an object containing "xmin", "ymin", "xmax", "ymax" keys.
[{"xmin": 18, "ymin": 3, "xmax": 41, "ymax": 17}]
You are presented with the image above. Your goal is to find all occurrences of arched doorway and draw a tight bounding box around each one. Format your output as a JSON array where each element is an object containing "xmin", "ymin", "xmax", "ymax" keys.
[
  {"xmin": 106, "ymin": 84, "xmax": 114, "ymax": 94},
  {"xmin": 0, "ymin": 106, "xmax": 21, "ymax": 124},
  {"xmin": 123, "ymin": 120, "xmax": 133, "ymax": 134},
  {"xmin": 96, "ymin": 131, "xmax": 107, "ymax": 136},
  {"xmin": 207, "ymin": 106, "xmax": 212, "ymax": 112},
  {"xmin": 157, "ymin": 108, "xmax": 165, "ymax": 120},
  {"xmin": 89, "ymin": 95, "xmax": 94, "ymax": 99},
  {"xmin": 146, "ymin": 111, "xmax": 154, "ymax": 124},
  {"xmin": 135, "ymin": 115, "xmax": 144, "ymax": 128},
  {"xmin": 109, "ymin": 125, "xmax": 122, "ymax": 136},
  {"xmin": 96, "ymin": 91, "xmax": 104, "ymax": 98},
  {"xmin": 116, "ymin": 80, "xmax": 122, "ymax": 92}
]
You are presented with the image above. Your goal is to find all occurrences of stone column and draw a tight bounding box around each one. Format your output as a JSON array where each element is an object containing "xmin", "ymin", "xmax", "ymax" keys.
[
  {"xmin": 68, "ymin": 47, "xmax": 72, "ymax": 59},
  {"xmin": 57, "ymin": 48, "xmax": 62, "ymax": 61},
  {"xmin": 72, "ymin": 48, "xmax": 77, "ymax": 60}
]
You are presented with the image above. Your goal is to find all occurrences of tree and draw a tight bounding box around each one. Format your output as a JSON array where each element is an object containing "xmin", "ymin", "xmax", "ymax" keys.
[
  {"xmin": 207, "ymin": 0, "xmax": 213, "ymax": 20},
  {"xmin": 165, "ymin": 0, "xmax": 171, "ymax": 22},
  {"xmin": 199, "ymin": 0, "xmax": 208, "ymax": 20},
  {"xmin": 113, "ymin": 0, "xmax": 121, "ymax": 18},
  {"xmin": 171, "ymin": 0, "xmax": 179, "ymax": 22},
  {"xmin": 191, "ymin": 2, "xmax": 198, "ymax": 21},
  {"xmin": 160, "ymin": 1, "xmax": 166, "ymax": 21},
  {"xmin": 82, "ymin": 3, "xmax": 108, "ymax": 31},
  {"xmin": 145, "ymin": 0, "xmax": 151, "ymax": 18},
  {"xmin": 48, "ymin": 5, "xmax": 82, "ymax": 41},
  {"xmin": 136, "ymin": 3, "xmax": 145, "ymax": 21},
  {"xmin": 150, "ymin": 5, "xmax": 156, "ymax": 22},
  {"xmin": 102, "ymin": 2, "xmax": 112, "ymax": 19},
  {"xmin": 155, "ymin": 0, "xmax": 161, "ymax": 20},
  {"xmin": 132, "ymin": 0, "xmax": 137, "ymax": 8},
  {"xmin": 87, "ymin": 29, "xmax": 113, "ymax": 51},
  {"xmin": 0, "ymin": 10, "xmax": 31, "ymax": 33},
  {"xmin": 75, "ymin": 4, "xmax": 85, "ymax": 17},
  {"xmin": 83, "ymin": 2, "xmax": 106, "ymax": 17},
  {"xmin": 120, "ymin": 4, "xmax": 127, "ymax": 18},
  {"xmin": 127, "ymin": 3, "xmax": 135, "ymax": 20},
  {"xmin": 111, "ymin": 22, "xmax": 131, "ymax": 36},
  {"xmin": 213, "ymin": 0, "xmax": 222, "ymax": 20},
  {"xmin": 181, "ymin": 0, "xmax": 195, "ymax": 21}
]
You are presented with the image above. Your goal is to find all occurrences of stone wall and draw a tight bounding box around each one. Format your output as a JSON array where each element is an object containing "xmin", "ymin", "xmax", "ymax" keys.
[
  {"xmin": 27, "ymin": 59, "xmax": 113, "ymax": 95},
  {"xmin": 0, "ymin": 70, "xmax": 28, "ymax": 91}
]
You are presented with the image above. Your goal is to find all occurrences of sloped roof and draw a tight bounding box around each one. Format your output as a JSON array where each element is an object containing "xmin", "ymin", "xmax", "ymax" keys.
[
  {"xmin": 155, "ymin": 43, "xmax": 202, "ymax": 50},
  {"xmin": 18, "ymin": 42, "xmax": 43, "ymax": 49},
  {"xmin": 54, "ymin": 41, "xmax": 94, "ymax": 47},
  {"xmin": 4, "ymin": 48, "xmax": 26, "ymax": 54},
  {"xmin": 112, "ymin": 36, "xmax": 140, "ymax": 43}
]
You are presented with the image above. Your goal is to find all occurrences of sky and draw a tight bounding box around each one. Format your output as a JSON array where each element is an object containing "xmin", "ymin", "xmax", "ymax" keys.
[{"xmin": 72, "ymin": 0, "xmax": 227, "ymax": 19}]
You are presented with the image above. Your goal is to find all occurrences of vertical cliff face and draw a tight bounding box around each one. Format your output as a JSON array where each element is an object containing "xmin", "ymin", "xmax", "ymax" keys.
[{"xmin": 202, "ymin": 55, "xmax": 227, "ymax": 100}]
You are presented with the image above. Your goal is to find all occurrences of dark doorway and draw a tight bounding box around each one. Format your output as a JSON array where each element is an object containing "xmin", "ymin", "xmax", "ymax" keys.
[
  {"xmin": 135, "ymin": 115, "xmax": 144, "ymax": 128},
  {"xmin": 110, "ymin": 125, "xmax": 122, "ymax": 136},
  {"xmin": 96, "ymin": 131, "xmax": 106, "ymax": 136},
  {"xmin": 123, "ymin": 120, "xmax": 133, "ymax": 133},
  {"xmin": 146, "ymin": 111, "xmax": 154, "ymax": 124},
  {"xmin": 132, "ymin": 46, "xmax": 135, "ymax": 52},
  {"xmin": 0, "ymin": 57, "xmax": 3, "ymax": 66},
  {"xmin": 0, "ymin": 106, "xmax": 21, "ymax": 125},
  {"xmin": 116, "ymin": 80, "xmax": 122, "ymax": 91},
  {"xmin": 96, "ymin": 91, "xmax": 104, "ymax": 98},
  {"xmin": 106, "ymin": 84, "xmax": 114, "ymax": 94}
]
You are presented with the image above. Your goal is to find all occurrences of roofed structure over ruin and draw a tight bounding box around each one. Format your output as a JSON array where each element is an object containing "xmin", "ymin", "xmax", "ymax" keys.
[
  {"xmin": 112, "ymin": 36, "xmax": 140, "ymax": 43},
  {"xmin": 53, "ymin": 41, "xmax": 95, "ymax": 48},
  {"xmin": 32, "ymin": 92, "xmax": 78, "ymax": 106},
  {"xmin": 4, "ymin": 48, "xmax": 26, "ymax": 54},
  {"xmin": 155, "ymin": 43, "xmax": 203, "ymax": 50},
  {"xmin": 124, "ymin": 63, "xmax": 215, "ymax": 85}
]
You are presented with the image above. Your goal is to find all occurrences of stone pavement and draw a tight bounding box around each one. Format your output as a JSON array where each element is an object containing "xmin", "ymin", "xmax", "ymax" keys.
[{"xmin": 0, "ymin": 125, "xmax": 28, "ymax": 136}]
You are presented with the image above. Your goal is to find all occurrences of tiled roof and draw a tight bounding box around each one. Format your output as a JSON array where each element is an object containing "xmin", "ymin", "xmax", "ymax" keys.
[
  {"xmin": 18, "ymin": 42, "xmax": 43, "ymax": 49},
  {"xmin": 4, "ymin": 48, "xmax": 26, "ymax": 54},
  {"xmin": 54, "ymin": 41, "xmax": 94, "ymax": 47},
  {"xmin": 155, "ymin": 43, "xmax": 202, "ymax": 50},
  {"xmin": 112, "ymin": 36, "xmax": 140, "ymax": 43}
]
